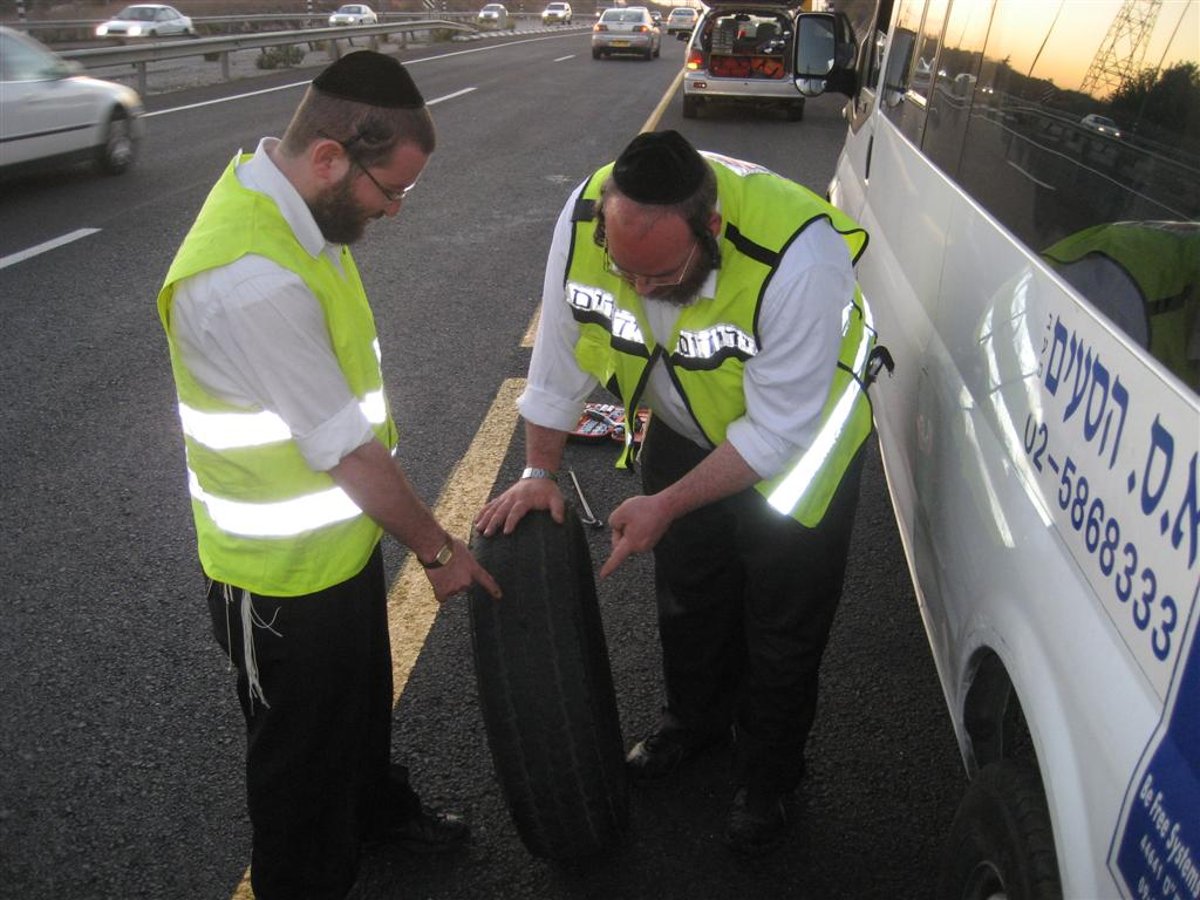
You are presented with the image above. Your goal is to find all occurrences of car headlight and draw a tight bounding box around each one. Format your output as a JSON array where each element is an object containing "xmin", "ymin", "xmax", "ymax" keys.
[
  {"xmin": 96, "ymin": 24, "xmax": 108, "ymax": 35},
  {"xmin": 128, "ymin": 24, "xmax": 143, "ymax": 35}
]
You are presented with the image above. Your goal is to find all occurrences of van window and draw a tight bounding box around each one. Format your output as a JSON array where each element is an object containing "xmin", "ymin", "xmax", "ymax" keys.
[
  {"xmin": 920, "ymin": 0, "xmax": 992, "ymax": 176},
  {"xmin": 932, "ymin": 0, "xmax": 1200, "ymax": 390},
  {"xmin": 882, "ymin": 0, "xmax": 946, "ymax": 143}
]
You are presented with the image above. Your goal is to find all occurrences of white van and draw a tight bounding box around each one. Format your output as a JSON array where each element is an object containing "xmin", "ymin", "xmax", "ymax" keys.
[{"xmin": 792, "ymin": 2, "xmax": 1199, "ymax": 897}]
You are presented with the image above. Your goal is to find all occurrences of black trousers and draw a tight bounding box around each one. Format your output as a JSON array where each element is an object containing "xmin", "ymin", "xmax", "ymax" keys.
[
  {"xmin": 207, "ymin": 546, "xmax": 420, "ymax": 900},
  {"xmin": 639, "ymin": 420, "xmax": 865, "ymax": 793}
]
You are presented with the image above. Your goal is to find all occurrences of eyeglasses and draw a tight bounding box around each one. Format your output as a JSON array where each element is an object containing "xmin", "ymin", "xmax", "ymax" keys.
[
  {"xmin": 604, "ymin": 239, "xmax": 698, "ymax": 289},
  {"xmin": 318, "ymin": 129, "xmax": 417, "ymax": 206},
  {"xmin": 353, "ymin": 159, "xmax": 417, "ymax": 206}
]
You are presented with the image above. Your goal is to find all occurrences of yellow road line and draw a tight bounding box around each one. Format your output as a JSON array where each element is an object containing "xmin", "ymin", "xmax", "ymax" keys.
[
  {"xmin": 640, "ymin": 65, "xmax": 685, "ymax": 134},
  {"xmin": 231, "ymin": 377, "xmax": 526, "ymax": 899},
  {"xmin": 386, "ymin": 377, "xmax": 525, "ymax": 701}
]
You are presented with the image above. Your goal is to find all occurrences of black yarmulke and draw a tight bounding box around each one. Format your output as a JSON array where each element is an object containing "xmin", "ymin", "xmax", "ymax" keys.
[
  {"xmin": 312, "ymin": 51, "xmax": 425, "ymax": 109},
  {"xmin": 612, "ymin": 130, "xmax": 707, "ymax": 205}
]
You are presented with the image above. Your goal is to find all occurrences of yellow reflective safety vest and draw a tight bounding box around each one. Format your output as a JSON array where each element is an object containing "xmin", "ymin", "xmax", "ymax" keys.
[
  {"xmin": 566, "ymin": 155, "xmax": 878, "ymax": 527},
  {"xmin": 1043, "ymin": 221, "xmax": 1200, "ymax": 391},
  {"xmin": 158, "ymin": 154, "xmax": 398, "ymax": 596}
]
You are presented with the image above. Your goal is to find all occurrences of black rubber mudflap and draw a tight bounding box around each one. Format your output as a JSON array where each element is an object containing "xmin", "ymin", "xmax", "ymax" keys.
[{"xmin": 468, "ymin": 509, "xmax": 629, "ymax": 860}]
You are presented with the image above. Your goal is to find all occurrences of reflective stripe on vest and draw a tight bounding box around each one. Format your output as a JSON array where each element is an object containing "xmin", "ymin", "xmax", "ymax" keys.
[
  {"xmin": 764, "ymin": 298, "xmax": 875, "ymax": 515},
  {"xmin": 178, "ymin": 389, "xmax": 387, "ymax": 450},
  {"xmin": 187, "ymin": 469, "xmax": 361, "ymax": 537}
]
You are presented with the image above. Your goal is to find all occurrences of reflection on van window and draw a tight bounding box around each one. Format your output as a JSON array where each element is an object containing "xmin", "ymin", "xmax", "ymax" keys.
[
  {"xmin": 1043, "ymin": 222, "xmax": 1200, "ymax": 391},
  {"xmin": 880, "ymin": 0, "xmax": 1199, "ymax": 390}
]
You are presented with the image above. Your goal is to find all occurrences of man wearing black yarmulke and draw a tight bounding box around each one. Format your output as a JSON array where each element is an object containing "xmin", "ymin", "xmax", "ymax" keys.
[
  {"xmin": 159, "ymin": 52, "xmax": 501, "ymax": 898},
  {"xmin": 478, "ymin": 130, "xmax": 881, "ymax": 856}
]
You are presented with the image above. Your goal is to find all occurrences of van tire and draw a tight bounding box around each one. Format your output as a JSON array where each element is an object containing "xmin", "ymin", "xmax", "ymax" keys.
[
  {"xmin": 468, "ymin": 509, "xmax": 629, "ymax": 860},
  {"xmin": 786, "ymin": 99, "xmax": 806, "ymax": 121},
  {"xmin": 938, "ymin": 761, "xmax": 1062, "ymax": 900}
]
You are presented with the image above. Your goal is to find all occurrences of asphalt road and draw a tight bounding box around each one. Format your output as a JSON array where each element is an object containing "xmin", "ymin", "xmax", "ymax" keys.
[{"xmin": 0, "ymin": 30, "xmax": 964, "ymax": 899}]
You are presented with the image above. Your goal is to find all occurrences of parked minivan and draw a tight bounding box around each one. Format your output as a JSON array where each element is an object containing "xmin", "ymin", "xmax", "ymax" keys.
[{"xmin": 792, "ymin": 1, "xmax": 1198, "ymax": 897}]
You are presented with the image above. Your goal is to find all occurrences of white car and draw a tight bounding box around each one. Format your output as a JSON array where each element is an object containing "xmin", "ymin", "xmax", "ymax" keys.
[
  {"xmin": 0, "ymin": 26, "xmax": 144, "ymax": 176},
  {"xmin": 1081, "ymin": 112, "xmax": 1123, "ymax": 139},
  {"xmin": 95, "ymin": 4, "xmax": 194, "ymax": 39},
  {"xmin": 542, "ymin": 1, "xmax": 572, "ymax": 25},
  {"xmin": 328, "ymin": 4, "xmax": 378, "ymax": 26},
  {"xmin": 476, "ymin": 3, "xmax": 512, "ymax": 29}
]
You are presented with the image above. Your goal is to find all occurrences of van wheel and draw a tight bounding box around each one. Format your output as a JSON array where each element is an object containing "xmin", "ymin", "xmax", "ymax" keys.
[
  {"xmin": 468, "ymin": 509, "xmax": 629, "ymax": 860},
  {"xmin": 682, "ymin": 95, "xmax": 702, "ymax": 119},
  {"xmin": 95, "ymin": 111, "xmax": 136, "ymax": 175},
  {"xmin": 786, "ymin": 99, "xmax": 806, "ymax": 121},
  {"xmin": 938, "ymin": 761, "xmax": 1062, "ymax": 900}
]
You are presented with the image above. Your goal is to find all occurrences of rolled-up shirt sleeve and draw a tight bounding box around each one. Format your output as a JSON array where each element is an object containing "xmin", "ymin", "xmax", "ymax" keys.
[
  {"xmin": 724, "ymin": 221, "xmax": 856, "ymax": 480},
  {"xmin": 517, "ymin": 183, "xmax": 598, "ymax": 433},
  {"xmin": 173, "ymin": 258, "xmax": 375, "ymax": 473}
]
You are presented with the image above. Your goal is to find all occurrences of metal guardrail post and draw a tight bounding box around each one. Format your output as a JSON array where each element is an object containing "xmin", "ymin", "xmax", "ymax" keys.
[{"xmin": 135, "ymin": 61, "xmax": 147, "ymax": 96}]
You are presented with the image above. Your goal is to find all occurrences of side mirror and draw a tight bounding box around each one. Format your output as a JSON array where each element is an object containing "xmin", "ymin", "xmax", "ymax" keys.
[{"xmin": 793, "ymin": 11, "xmax": 858, "ymax": 98}]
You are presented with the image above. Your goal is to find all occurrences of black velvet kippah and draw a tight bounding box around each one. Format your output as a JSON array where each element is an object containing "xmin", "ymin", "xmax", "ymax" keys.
[
  {"xmin": 611, "ymin": 130, "xmax": 707, "ymax": 205},
  {"xmin": 312, "ymin": 51, "xmax": 425, "ymax": 108}
]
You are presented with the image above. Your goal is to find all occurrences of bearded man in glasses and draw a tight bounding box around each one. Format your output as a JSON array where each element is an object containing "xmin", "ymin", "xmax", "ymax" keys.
[
  {"xmin": 158, "ymin": 52, "xmax": 500, "ymax": 900},
  {"xmin": 476, "ymin": 130, "xmax": 884, "ymax": 857}
]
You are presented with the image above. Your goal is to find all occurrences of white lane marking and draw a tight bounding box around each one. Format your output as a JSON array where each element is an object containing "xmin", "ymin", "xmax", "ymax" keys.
[
  {"xmin": 0, "ymin": 228, "xmax": 101, "ymax": 270},
  {"xmin": 146, "ymin": 82, "xmax": 475, "ymax": 117},
  {"xmin": 428, "ymin": 87, "xmax": 476, "ymax": 104},
  {"xmin": 148, "ymin": 35, "xmax": 573, "ymax": 117},
  {"xmin": 554, "ymin": 54, "xmax": 574, "ymax": 61}
]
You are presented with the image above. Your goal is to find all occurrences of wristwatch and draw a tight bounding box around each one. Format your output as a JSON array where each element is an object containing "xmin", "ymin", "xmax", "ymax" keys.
[
  {"xmin": 421, "ymin": 538, "xmax": 454, "ymax": 569},
  {"xmin": 521, "ymin": 467, "xmax": 558, "ymax": 482}
]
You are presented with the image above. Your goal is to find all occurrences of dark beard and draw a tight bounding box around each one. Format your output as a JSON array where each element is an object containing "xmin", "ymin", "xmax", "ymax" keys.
[
  {"xmin": 309, "ymin": 173, "xmax": 367, "ymax": 245},
  {"xmin": 647, "ymin": 257, "xmax": 714, "ymax": 307}
]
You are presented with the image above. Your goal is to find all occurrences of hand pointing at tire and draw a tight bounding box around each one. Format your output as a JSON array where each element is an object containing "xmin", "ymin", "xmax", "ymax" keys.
[{"xmin": 598, "ymin": 493, "xmax": 672, "ymax": 579}]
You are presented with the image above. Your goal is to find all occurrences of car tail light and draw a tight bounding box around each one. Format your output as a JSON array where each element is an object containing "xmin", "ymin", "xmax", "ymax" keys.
[
  {"xmin": 634, "ymin": 24, "xmax": 648, "ymax": 32},
  {"xmin": 686, "ymin": 48, "xmax": 705, "ymax": 70},
  {"xmin": 594, "ymin": 22, "xmax": 606, "ymax": 31}
]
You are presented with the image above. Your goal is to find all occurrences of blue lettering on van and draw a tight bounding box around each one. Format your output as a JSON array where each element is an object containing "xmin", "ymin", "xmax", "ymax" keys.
[
  {"xmin": 1044, "ymin": 316, "xmax": 1129, "ymax": 469},
  {"xmin": 1041, "ymin": 315, "xmax": 1198, "ymax": 572}
]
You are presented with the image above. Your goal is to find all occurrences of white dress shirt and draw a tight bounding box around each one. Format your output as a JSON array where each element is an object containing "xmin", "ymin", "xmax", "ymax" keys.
[
  {"xmin": 171, "ymin": 138, "xmax": 376, "ymax": 473},
  {"xmin": 519, "ymin": 178, "xmax": 856, "ymax": 480}
]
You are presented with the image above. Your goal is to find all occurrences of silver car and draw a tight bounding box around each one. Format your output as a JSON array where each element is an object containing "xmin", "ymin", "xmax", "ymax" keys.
[
  {"xmin": 476, "ymin": 3, "xmax": 512, "ymax": 30},
  {"xmin": 0, "ymin": 26, "xmax": 144, "ymax": 176},
  {"xmin": 592, "ymin": 6, "xmax": 661, "ymax": 60},
  {"xmin": 95, "ymin": 4, "xmax": 194, "ymax": 39},
  {"xmin": 328, "ymin": 4, "xmax": 378, "ymax": 26},
  {"xmin": 681, "ymin": 0, "xmax": 804, "ymax": 120}
]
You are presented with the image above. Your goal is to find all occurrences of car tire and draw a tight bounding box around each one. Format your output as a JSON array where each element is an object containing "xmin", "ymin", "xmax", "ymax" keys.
[
  {"xmin": 468, "ymin": 509, "xmax": 629, "ymax": 860},
  {"xmin": 786, "ymin": 99, "xmax": 806, "ymax": 121},
  {"xmin": 592, "ymin": 48, "xmax": 602, "ymax": 58},
  {"xmin": 95, "ymin": 111, "xmax": 136, "ymax": 175},
  {"xmin": 682, "ymin": 95, "xmax": 702, "ymax": 119},
  {"xmin": 938, "ymin": 761, "xmax": 1062, "ymax": 900}
]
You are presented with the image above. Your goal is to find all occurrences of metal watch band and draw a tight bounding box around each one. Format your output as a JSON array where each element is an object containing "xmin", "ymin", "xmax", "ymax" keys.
[
  {"xmin": 520, "ymin": 467, "xmax": 558, "ymax": 482},
  {"xmin": 421, "ymin": 539, "xmax": 454, "ymax": 569}
]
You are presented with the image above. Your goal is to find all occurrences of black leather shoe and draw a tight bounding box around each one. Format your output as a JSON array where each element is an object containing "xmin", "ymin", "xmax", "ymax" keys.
[
  {"xmin": 625, "ymin": 728, "xmax": 725, "ymax": 784},
  {"xmin": 723, "ymin": 786, "xmax": 789, "ymax": 857},
  {"xmin": 365, "ymin": 805, "xmax": 470, "ymax": 854}
]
